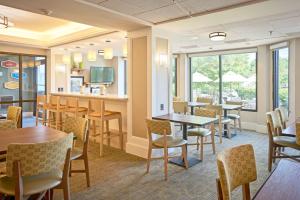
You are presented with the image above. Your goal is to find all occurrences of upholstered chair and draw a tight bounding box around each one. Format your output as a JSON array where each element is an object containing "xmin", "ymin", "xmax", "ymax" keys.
[
  {"xmin": 196, "ymin": 97, "xmax": 213, "ymax": 105},
  {"xmin": 65, "ymin": 97, "xmax": 88, "ymax": 118},
  {"xmin": 225, "ymin": 101, "xmax": 243, "ymax": 132},
  {"xmin": 146, "ymin": 119, "xmax": 188, "ymax": 180},
  {"xmin": 266, "ymin": 112, "xmax": 300, "ymax": 172},
  {"xmin": 275, "ymin": 107, "xmax": 289, "ymax": 129},
  {"xmin": 36, "ymin": 95, "xmax": 47, "ymax": 126},
  {"xmin": 6, "ymin": 106, "xmax": 22, "ymax": 128},
  {"xmin": 63, "ymin": 116, "xmax": 90, "ymax": 187},
  {"xmin": 187, "ymin": 108, "xmax": 216, "ymax": 160},
  {"xmin": 216, "ymin": 144, "xmax": 257, "ymax": 200},
  {"xmin": 0, "ymin": 133, "xmax": 73, "ymax": 200},
  {"xmin": 173, "ymin": 96, "xmax": 182, "ymax": 101},
  {"xmin": 0, "ymin": 120, "xmax": 17, "ymax": 162},
  {"xmin": 173, "ymin": 101, "xmax": 188, "ymax": 114}
]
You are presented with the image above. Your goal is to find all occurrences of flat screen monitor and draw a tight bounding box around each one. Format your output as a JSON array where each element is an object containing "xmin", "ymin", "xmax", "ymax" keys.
[{"xmin": 90, "ymin": 66, "xmax": 114, "ymax": 84}]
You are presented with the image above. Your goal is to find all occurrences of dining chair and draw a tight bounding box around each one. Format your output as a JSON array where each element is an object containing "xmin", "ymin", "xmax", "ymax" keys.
[
  {"xmin": 46, "ymin": 95, "xmax": 66, "ymax": 130},
  {"xmin": 6, "ymin": 106, "xmax": 22, "ymax": 128},
  {"xmin": 187, "ymin": 108, "xmax": 216, "ymax": 160},
  {"xmin": 36, "ymin": 95, "xmax": 47, "ymax": 126},
  {"xmin": 205, "ymin": 105, "xmax": 232, "ymax": 143},
  {"xmin": 225, "ymin": 100, "xmax": 243, "ymax": 132},
  {"xmin": 173, "ymin": 101, "xmax": 188, "ymax": 114},
  {"xmin": 266, "ymin": 112, "xmax": 300, "ymax": 172},
  {"xmin": 216, "ymin": 144, "xmax": 257, "ymax": 200},
  {"xmin": 145, "ymin": 119, "xmax": 188, "ymax": 180},
  {"xmin": 0, "ymin": 133, "xmax": 73, "ymax": 200},
  {"xmin": 173, "ymin": 96, "xmax": 182, "ymax": 101},
  {"xmin": 65, "ymin": 97, "xmax": 88, "ymax": 118},
  {"xmin": 196, "ymin": 97, "xmax": 213, "ymax": 105},
  {"xmin": 275, "ymin": 107, "xmax": 289, "ymax": 129},
  {"xmin": 86, "ymin": 99, "xmax": 123, "ymax": 157},
  {"xmin": 63, "ymin": 116, "xmax": 90, "ymax": 187},
  {"xmin": 0, "ymin": 120, "xmax": 17, "ymax": 162}
]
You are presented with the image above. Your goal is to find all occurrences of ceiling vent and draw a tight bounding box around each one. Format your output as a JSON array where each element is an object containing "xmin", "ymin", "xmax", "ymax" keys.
[
  {"xmin": 224, "ymin": 39, "xmax": 248, "ymax": 44},
  {"xmin": 181, "ymin": 45, "xmax": 198, "ymax": 49}
]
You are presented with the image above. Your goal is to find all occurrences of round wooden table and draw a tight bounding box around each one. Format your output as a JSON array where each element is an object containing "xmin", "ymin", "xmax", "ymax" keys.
[{"xmin": 0, "ymin": 126, "xmax": 67, "ymax": 153}]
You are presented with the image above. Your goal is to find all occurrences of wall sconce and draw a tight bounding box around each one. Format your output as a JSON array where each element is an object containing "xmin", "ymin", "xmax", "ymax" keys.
[
  {"xmin": 87, "ymin": 50, "xmax": 97, "ymax": 62},
  {"xmin": 104, "ymin": 48, "xmax": 113, "ymax": 59},
  {"xmin": 123, "ymin": 44, "xmax": 127, "ymax": 57},
  {"xmin": 159, "ymin": 54, "xmax": 168, "ymax": 67},
  {"xmin": 73, "ymin": 52, "xmax": 83, "ymax": 63},
  {"xmin": 62, "ymin": 55, "xmax": 70, "ymax": 64}
]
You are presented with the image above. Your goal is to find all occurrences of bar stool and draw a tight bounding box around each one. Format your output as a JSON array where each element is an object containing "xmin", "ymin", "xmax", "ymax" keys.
[
  {"xmin": 65, "ymin": 97, "xmax": 88, "ymax": 117},
  {"xmin": 46, "ymin": 95, "xmax": 66, "ymax": 130},
  {"xmin": 86, "ymin": 99, "xmax": 123, "ymax": 157},
  {"xmin": 36, "ymin": 95, "xmax": 47, "ymax": 126}
]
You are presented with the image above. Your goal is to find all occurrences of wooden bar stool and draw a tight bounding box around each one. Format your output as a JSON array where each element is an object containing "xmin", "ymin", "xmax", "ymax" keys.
[
  {"xmin": 65, "ymin": 97, "xmax": 88, "ymax": 117},
  {"xmin": 86, "ymin": 99, "xmax": 123, "ymax": 157},
  {"xmin": 36, "ymin": 95, "xmax": 47, "ymax": 126},
  {"xmin": 46, "ymin": 95, "xmax": 66, "ymax": 130}
]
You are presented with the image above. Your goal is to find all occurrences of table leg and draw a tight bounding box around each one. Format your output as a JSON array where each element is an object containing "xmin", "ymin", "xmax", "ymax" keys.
[
  {"xmin": 223, "ymin": 109, "xmax": 236, "ymax": 139},
  {"xmin": 169, "ymin": 124, "xmax": 201, "ymax": 168},
  {"xmin": 191, "ymin": 106, "xmax": 194, "ymax": 115}
]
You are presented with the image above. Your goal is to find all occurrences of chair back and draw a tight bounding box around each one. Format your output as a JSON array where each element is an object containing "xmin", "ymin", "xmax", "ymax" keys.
[
  {"xmin": 173, "ymin": 96, "xmax": 182, "ymax": 101},
  {"xmin": 0, "ymin": 120, "xmax": 17, "ymax": 130},
  {"xmin": 173, "ymin": 101, "xmax": 188, "ymax": 114},
  {"xmin": 275, "ymin": 107, "xmax": 288, "ymax": 129},
  {"xmin": 88, "ymin": 99, "xmax": 105, "ymax": 117},
  {"xmin": 6, "ymin": 133, "xmax": 73, "ymax": 177},
  {"xmin": 7, "ymin": 106, "xmax": 22, "ymax": 128},
  {"xmin": 216, "ymin": 144, "xmax": 257, "ymax": 200},
  {"xmin": 196, "ymin": 97, "xmax": 213, "ymax": 105},
  {"xmin": 63, "ymin": 116, "xmax": 88, "ymax": 142},
  {"xmin": 225, "ymin": 101, "xmax": 243, "ymax": 114},
  {"xmin": 205, "ymin": 105, "xmax": 223, "ymax": 116},
  {"xmin": 266, "ymin": 111, "xmax": 282, "ymax": 136},
  {"xmin": 66, "ymin": 97, "xmax": 78, "ymax": 108},
  {"xmin": 146, "ymin": 119, "xmax": 171, "ymax": 137},
  {"xmin": 194, "ymin": 108, "xmax": 216, "ymax": 118},
  {"xmin": 36, "ymin": 95, "xmax": 47, "ymax": 108}
]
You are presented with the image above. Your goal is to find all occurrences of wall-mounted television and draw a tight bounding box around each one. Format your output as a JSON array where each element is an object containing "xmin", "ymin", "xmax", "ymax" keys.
[{"xmin": 90, "ymin": 66, "xmax": 114, "ymax": 84}]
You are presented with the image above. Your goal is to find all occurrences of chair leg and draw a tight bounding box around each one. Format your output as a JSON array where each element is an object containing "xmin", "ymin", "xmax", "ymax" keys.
[
  {"xmin": 234, "ymin": 119, "xmax": 237, "ymax": 131},
  {"xmin": 99, "ymin": 120, "xmax": 104, "ymax": 157},
  {"xmin": 196, "ymin": 136, "xmax": 199, "ymax": 150},
  {"xmin": 84, "ymin": 156, "xmax": 91, "ymax": 187},
  {"xmin": 163, "ymin": 147, "xmax": 168, "ymax": 181},
  {"xmin": 227, "ymin": 124, "xmax": 231, "ymax": 138},
  {"xmin": 36, "ymin": 109, "xmax": 38, "ymax": 126},
  {"xmin": 211, "ymin": 134, "xmax": 216, "ymax": 155},
  {"xmin": 219, "ymin": 122, "xmax": 222, "ymax": 144},
  {"xmin": 268, "ymin": 143, "xmax": 273, "ymax": 172},
  {"xmin": 273, "ymin": 147, "xmax": 276, "ymax": 163},
  {"xmin": 146, "ymin": 145, "xmax": 152, "ymax": 173},
  {"xmin": 242, "ymin": 183, "xmax": 250, "ymax": 200},
  {"xmin": 238, "ymin": 118, "xmax": 242, "ymax": 132},
  {"xmin": 182, "ymin": 145, "xmax": 188, "ymax": 169},
  {"xmin": 106, "ymin": 120, "xmax": 110, "ymax": 147},
  {"xmin": 118, "ymin": 117, "xmax": 123, "ymax": 150},
  {"xmin": 63, "ymin": 182, "xmax": 71, "ymax": 200},
  {"xmin": 200, "ymin": 136, "xmax": 204, "ymax": 160}
]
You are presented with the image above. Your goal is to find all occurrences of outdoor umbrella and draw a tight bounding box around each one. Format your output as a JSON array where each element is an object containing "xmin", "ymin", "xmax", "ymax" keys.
[{"xmin": 192, "ymin": 72, "xmax": 212, "ymax": 82}]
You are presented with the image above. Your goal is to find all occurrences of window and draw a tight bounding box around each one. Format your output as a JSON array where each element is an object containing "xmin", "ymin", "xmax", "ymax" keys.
[
  {"xmin": 273, "ymin": 47, "xmax": 289, "ymax": 110},
  {"xmin": 171, "ymin": 57, "xmax": 177, "ymax": 96},
  {"xmin": 190, "ymin": 50, "xmax": 257, "ymax": 111}
]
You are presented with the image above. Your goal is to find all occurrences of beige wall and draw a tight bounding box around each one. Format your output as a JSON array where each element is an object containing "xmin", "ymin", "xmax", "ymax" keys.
[{"xmin": 131, "ymin": 36, "xmax": 148, "ymax": 138}]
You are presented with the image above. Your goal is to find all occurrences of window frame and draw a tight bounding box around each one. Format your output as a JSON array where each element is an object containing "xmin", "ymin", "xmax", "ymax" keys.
[{"xmin": 189, "ymin": 49, "xmax": 258, "ymax": 112}]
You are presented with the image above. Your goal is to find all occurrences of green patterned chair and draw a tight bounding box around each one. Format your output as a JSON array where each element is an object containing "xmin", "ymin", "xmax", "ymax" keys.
[
  {"xmin": 0, "ymin": 133, "xmax": 73, "ymax": 200},
  {"xmin": 187, "ymin": 108, "xmax": 216, "ymax": 160},
  {"xmin": 216, "ymin": 144, "xmax": 257, "ymax": 200},
  {"xmin": 0, "ymin": 120, "xmax": 17, "ymax": 162},
  {"xmin": 63, "ymin": 116, "xmax": 90, "ymax": 187}
]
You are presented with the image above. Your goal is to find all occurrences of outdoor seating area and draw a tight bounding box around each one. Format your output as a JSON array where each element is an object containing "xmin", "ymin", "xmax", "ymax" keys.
[{"xmin": 1, "ymin": 0, "xmax": 300, "ymax": 200}]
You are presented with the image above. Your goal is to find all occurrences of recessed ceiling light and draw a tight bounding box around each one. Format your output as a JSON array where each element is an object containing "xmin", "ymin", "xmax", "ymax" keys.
[
  {"xmin": 105, "ymin": 40, "xmax": 111, "ymax": 43},
  {"xmin": 191, "ymin": 36, "xmax": 199, "ymax": 40},
  {"xmin": 76, "ymin": 46, "xmax": 80, "ymax": 49},
  {"xmin": 209, "ymin": 47, "xmax": 213, "ymax": 50},
  {"xmin": 209, "ymin": 32, "xmax": 226, "ymax": 41},
  {"xmin": 125, "ymin": 36, "xmax": 128, "ymax": 39},
  {"xmin": 89, "ymin": 43, "xmax": 94, "ymax": 46}
]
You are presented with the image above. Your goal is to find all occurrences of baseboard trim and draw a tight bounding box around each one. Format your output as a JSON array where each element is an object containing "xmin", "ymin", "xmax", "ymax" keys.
[
  {"xmin": 126, "ymin": 136, "xmax": 148, "ymax": 158},
  {"xmin": 241, "ymin": 122, "xmax": 267, "ymax": 134}
]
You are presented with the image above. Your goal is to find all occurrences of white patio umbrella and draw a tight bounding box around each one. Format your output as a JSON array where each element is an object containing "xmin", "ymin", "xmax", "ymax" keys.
[
  {"xmin": 192, "ymin": 72, "xmax": 212, "ymax": 82},
  {"xmin": 242, "ymin": 75, "xmax": 256, "ymax": 87},
  {"xmin": 214, "ymin": 71, "xmax": 247, "ymax": 83}
]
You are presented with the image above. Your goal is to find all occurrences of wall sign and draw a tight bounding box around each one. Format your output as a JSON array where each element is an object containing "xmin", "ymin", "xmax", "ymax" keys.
[
  {"xmin": 1, "ymin": 60, "xmax": 17, "ymax": 68},
  {"xmin": 11, "ymin": 72, "xmax": 27, "ymax": 80},
  {"xmin": 4, "ymin": 81, "xmax": 19, "ymax": 90}
]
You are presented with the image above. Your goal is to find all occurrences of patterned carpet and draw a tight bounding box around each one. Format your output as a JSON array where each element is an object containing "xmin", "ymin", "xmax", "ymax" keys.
[{"xmin": 54, "ymin": 130, "xmax": 273, "ymax": 200}]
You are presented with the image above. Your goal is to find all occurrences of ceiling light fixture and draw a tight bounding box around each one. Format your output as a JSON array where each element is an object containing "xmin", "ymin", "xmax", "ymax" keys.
[
  {"xmin": 209, "ymin": 32, "xmax": 226, "ymax": 41},
  {"xmin": 104, "ymin": 48, "xmax": 113, "ymax": 60},
  {"xmin": 87, "ymin": 50, "xmax": 97, "ymax": 62}
]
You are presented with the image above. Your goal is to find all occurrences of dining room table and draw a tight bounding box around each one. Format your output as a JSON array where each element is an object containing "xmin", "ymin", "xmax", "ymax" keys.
[
  {"xmin": 253, "ymin": 159, "xmax": 300, "ymax": 200},
  {"xmin": 0, "ymin": 126, "xmax": 67, "ymax": 154},
  {"xmin": 188, "ymin": 102, "xmax": 208, "ymax": 115},
  {"xmin": 152, "ymin": 113, "xmax": 218, "ymax": 168}
]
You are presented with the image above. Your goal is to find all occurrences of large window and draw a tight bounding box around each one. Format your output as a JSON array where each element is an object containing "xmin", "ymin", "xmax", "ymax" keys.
[
  {"xmin": 190, "ymin": 50, "xmax": 257, "ymax": 111},
  {"xmin": 273, "ymin": 47, "xmax": 289, "ymax": 109}
]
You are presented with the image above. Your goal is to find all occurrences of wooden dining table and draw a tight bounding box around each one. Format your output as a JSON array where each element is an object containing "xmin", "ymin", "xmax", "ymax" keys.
[
  {"xmin": 253, "ymin": 159, "xmax": 300, "ymax": 200},
  {"xmin": 0, "ymin": 126, "xmax": 67, "ymax": 153},
  {"xmin": 221, "ymin": 104, "xmax": 243, "ymax": 138},
  {"xmin": 153, "ymin": 113, "xmax": 218, "ymax": 168}
]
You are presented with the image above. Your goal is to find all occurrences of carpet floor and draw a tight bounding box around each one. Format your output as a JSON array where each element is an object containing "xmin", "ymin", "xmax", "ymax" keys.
[{"xmin": 55, "ymin": 130, "xmax": 275, "ymax": 200}]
